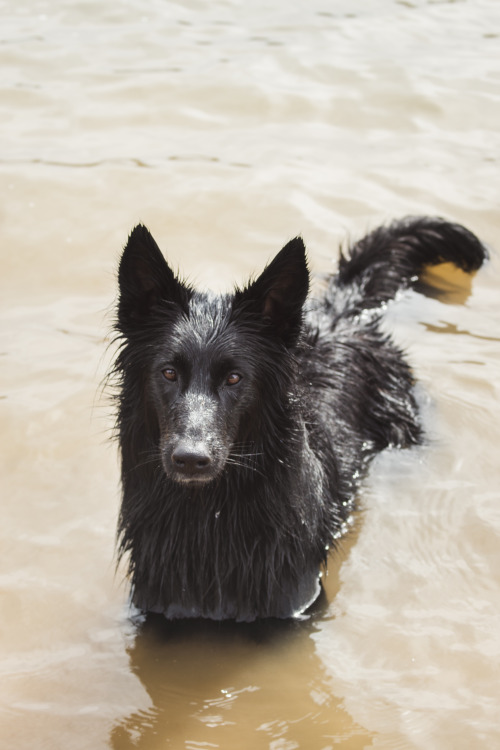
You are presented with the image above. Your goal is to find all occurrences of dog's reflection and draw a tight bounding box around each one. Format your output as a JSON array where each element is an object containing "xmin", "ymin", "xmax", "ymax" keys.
[{"xmin": 109, "ymin": 590, "xmax": 370, "ymax": 749}]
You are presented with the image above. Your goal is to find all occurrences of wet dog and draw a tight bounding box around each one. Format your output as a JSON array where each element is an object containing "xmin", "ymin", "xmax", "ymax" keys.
[{"xmin": 112, "ymin": 217, "xmax": 486, "ymax": 621}]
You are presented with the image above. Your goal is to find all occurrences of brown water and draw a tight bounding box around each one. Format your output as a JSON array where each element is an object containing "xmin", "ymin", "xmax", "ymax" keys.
[{"xmin": 1, "ymin": 1, "xmax": 499, "ymax": 748}]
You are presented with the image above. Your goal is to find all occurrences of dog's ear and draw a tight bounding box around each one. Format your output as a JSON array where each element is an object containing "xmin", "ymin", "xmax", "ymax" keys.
[
  {"xmin": 234, "ymin": 237, "xmax": 309, "ymax": 345},
  {"xmin": 117, "ymin": 225, "xmax": 190, "ymax": 332}
]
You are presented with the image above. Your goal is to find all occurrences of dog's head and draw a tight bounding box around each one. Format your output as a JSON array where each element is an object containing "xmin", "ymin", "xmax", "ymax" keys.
[{"xmin": 116, "ymin": 225, "xmax": 309, "ymax": 484}]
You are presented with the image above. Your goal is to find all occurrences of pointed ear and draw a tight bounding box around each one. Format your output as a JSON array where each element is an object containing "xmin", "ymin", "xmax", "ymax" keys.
[
  {"xmin": 233, "ymin": 237, "xmax": 309, "ymax": 345},
  {"xmin": 117, "ymin": 225, "xmax": 190, "ymax": 333}
]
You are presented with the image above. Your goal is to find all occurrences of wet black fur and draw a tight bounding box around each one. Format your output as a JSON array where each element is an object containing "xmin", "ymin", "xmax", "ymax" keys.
[{"xmin": 113, "ymin": 217, "xmax": 487, "ymax": 621}]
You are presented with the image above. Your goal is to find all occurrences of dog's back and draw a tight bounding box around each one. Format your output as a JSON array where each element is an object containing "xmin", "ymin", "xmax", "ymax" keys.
[{"xmin": 113, "ymin": 217, "xmax": 487, "ymax": 621}]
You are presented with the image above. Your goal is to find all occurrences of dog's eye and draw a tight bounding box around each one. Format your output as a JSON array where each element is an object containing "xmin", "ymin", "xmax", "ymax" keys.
[
  {"xmin": 162, "ymin": 368, "xmax": 177, "ymax": 382},
  {"xmin": 226, "ymin": 373, "xmax": 241, "ymax": 386}
]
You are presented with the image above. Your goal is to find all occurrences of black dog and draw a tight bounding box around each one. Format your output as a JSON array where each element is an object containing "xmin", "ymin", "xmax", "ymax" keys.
[{"xmin": 113, "ymin": 217, "xmax": 486, "ymax": 621}]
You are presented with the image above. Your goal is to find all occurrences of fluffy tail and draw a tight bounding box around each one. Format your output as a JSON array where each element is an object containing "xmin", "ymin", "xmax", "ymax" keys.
[{"xmin": 334, "ymin": 216, "xmax": 488, "ymax": 313}]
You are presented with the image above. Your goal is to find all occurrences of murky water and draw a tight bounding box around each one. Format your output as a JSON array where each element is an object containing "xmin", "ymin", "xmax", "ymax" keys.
[{"xmin": 1, "ymin": 1, "xmax": 499, "ymax": 748}]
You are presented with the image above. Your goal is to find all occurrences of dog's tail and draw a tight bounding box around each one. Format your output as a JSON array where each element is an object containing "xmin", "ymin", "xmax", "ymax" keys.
[{"xmin": 332, "ymin": 216, "xmax": 488, "ymax": 314}]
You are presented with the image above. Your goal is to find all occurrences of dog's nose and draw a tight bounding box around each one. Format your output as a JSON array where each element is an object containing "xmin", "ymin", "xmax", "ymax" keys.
[{"xmin": 171, "ymin": 444, "xmax": 211, "ymax": 475}]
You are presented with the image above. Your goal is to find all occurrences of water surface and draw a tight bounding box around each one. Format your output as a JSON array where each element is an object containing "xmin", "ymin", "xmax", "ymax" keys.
[{"xmin": 1, "ymin": 1, "xmax": 499, "ymax": 748}]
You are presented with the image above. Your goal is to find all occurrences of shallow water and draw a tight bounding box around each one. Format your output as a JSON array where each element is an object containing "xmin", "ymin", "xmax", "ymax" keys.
[{"xmin": 1, "ymin": 1, "xmax": 500, "ymax": 748}]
